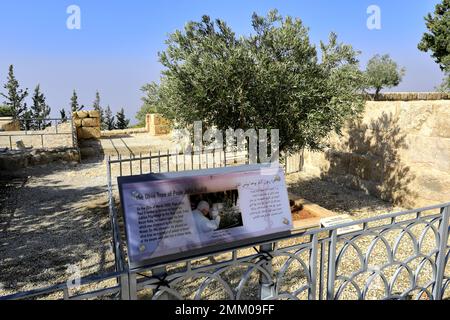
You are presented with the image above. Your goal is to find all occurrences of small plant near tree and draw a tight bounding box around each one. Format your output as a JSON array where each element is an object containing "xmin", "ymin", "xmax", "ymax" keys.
[{"xmin": 364, "ymin": 54, "xmax": 405, "ymax": 99}]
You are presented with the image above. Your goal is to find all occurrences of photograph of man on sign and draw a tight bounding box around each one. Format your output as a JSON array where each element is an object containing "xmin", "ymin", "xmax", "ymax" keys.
[
  {"xmin": 190, "ymin": 190, "xmax": 244, "ymax": 235},
  {"xmin": 192, "ymin": 200, "xmax": 221, "ymax": 232}
]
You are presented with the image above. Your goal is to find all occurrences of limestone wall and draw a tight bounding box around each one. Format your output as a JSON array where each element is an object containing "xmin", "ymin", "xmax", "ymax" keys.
[
  {"xmin": 0, "ymin": 117, "xmax": 20, "ymax": 131},
  {"xmin": 302, "ymin": 98, "xmax": 450, "ymax": 208},
  {"xmin": 0, "ymin": 122, "xmax": 74, "ymax": 149},
  {"xmin": 73, "ymin": 110, "xmax": 101, "ymax": 140},
  {"xmin": 0, "ymin": 147, "xmax": 80, "ymax": 171},
  {"xmin": 100, "ymin": 127, "xmax": 147, "ymax": 137},
  {"xmin": 145, "ymin": 114, "xmax": 171, "ymax": 136}
]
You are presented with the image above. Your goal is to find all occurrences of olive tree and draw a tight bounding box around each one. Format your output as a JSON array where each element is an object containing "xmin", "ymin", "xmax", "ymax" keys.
[
  {"xmin": 155, "ymin": 10, "xmax": 366, "ymax": 154},
  {"xmin": 364, "ymin": 54, "xmax": 405, "ymax": 99}
]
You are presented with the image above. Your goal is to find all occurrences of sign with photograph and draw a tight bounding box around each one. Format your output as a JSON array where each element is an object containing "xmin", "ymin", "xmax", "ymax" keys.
[{"xmin": 118, "ymin": 164, "xmax": 292, "ymax": 268}]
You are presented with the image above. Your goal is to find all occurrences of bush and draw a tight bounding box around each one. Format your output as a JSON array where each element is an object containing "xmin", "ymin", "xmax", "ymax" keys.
[{"xmin": 0, "ymin": 105, "xmax": 13, "ymax": 117}]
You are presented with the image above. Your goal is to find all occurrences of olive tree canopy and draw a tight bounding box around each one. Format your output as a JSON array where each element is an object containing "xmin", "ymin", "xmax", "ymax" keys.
[{"xmin": 150, "ymin": 10, "xmax": 366, "ymax": 154}]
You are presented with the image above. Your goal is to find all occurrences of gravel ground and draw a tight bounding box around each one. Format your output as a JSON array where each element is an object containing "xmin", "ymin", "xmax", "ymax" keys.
[
  {"xmin": 0, "ymin": 161, "xmax": 115, "ymax": 297},
  {"xmin": 0, "ymin": 162, "xmax": 447, "ymax": 300}
]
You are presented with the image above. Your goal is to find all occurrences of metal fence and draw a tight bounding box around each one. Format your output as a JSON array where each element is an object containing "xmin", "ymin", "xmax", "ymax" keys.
[
  {"xmin": 0, "ymin": 118, "xmax": 76, "ymax": 150},
  {"xmin": 1, "ymin": 150, "xmax": 449, "ymax": 300}
]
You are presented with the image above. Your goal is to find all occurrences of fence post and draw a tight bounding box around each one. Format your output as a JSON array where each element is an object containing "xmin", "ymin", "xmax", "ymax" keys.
[
  {"xmin": 309, "ymin": 234, "xmax": 319, "ymax": 300},
  {"xmin": 120, "ymin": 271, "xmax": 130, "ymax": 300},
  {"xmin": 433, "ymin": 205, "xmax": 450, "ymax": 300},
  {"xmin": 129, "ymin": 272, "xmax": 138, "ymax": 300},
  {"xmin": 326, "ymin": 230, "xmax": 338, "ymax": 300},
  {"xmin": 259, "ymin": 243, "xmax": 275, "ymax": 300}
]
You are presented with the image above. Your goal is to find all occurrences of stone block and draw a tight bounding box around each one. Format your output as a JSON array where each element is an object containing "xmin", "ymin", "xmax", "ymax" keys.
[
  {"xmin": 430, "ymin": 104, "xmax": 450, "ymax": 138},
  {"xmin": 88, "ymin": 110, "xmax": 100, "ymax": 118},
  {"xmin": 73, "ymin": 118, "xmax": 82, "ymax": 127},
  {"xmin": 0, "ymin": 117, "xmax": 20, "ymax": 131},
  {"xmin": 77, "ymin": 127, "xmax": 101, "ymax": 140},
  {"xmin": 77, "ymin": 111, "xmax": 89, "ymax": 119},
  {"xmin": 149, "ymin": 124, "xmax": 171, "ymax": 136},
  {"xmin": 82, "ymin": 117, "xmax": 100, "ymax": 127}
]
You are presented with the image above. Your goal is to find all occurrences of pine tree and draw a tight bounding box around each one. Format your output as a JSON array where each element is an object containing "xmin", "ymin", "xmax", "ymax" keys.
[
  {"xmin": 115, "ymin": 108, "xmax": 129, "ymax": 129},
  {"xmin": 70, "ymin": 90, "xmax": 80, "ymax": 113},
  {"xmin": 31, "ymin": 84, "xmax": 51, "ymax": 129},
  {"xmin": 93, "ymin": 91, "xmax": 104, "ymax": 128},
  {"xmin": 418, "ymin": 1, "xmax": 450, "ymax": 91},
  {"xmin": 1, "ymin": 65, "xmax": 28, "ymax": 119},
  {"xmin": 104, "ymin": 105, "xmax": 115, "ymax": 130},
  {"xmin": 60, "ymin": 108, "xmax": 67, "ymax": 123},
  {"xmin": 22, "ymin": 109, "xmax": 33, "ymax": 130}
]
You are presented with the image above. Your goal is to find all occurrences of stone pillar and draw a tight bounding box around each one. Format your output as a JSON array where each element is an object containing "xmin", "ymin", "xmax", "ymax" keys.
[
  {"xmin": 145, "ymin": 113, "xmax": 171, "ymax": 136},
  {"xmin": 145, "ymin": 114, "xmax": 152, "ymax": 133},
  {"xmin": 73, "ymin": 110, "xmax": 101, "ymax": 140}
]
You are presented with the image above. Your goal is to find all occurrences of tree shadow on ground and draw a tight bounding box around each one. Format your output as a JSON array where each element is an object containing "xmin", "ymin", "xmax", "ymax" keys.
[
  {"xmin": 288, "ymin": 111, "xmax": 417, "ymax": 213},
  {"xmin": 0, "ymin": 174, "xmax": 114, "ymax": 293},
  {"xmin": 341, "ymin": 111, "xmax": 417, "ymax": 207}
]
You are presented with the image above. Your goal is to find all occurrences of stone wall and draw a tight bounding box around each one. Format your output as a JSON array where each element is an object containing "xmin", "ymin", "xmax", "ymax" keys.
[
  {"xmin": 0, "ymin": 147, "xmax": 80, "ymax": 171},
  {"xmin": 302, "ymin": 97, "xmax": 450, "ymax": 208},
  {"xmin": 73, "ymin": 110, "xmax": 101, "ymax": 140},
  {"xmin": 74, "ymin": 112, "xmax": 170, "ymax": 139},
  {"xmin": 0, "ymin": 117, "xmax": 20, "ymax": 131},
  {"xmin": 369, "ymin": 92, "xmax": 450, "ymax": 101},
  {"xmin": 0, "ymin": 122, "xmax": 74, "ymax": 149},
  {"xmin": 145, "ymin": 114, "xmax": 171, "ymax": 136},
  {"xmin": 100, "ymin": 127, "xmax": 147, "ymax": 137}
]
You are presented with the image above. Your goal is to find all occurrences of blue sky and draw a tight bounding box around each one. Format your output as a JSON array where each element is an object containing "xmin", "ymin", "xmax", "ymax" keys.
[{"xmin": 0, "ymin": 0, "xmax": 444, "ymax": 121}]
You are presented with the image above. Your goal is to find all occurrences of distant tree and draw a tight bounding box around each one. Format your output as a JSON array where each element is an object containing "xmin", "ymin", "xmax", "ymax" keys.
[
  {"xmin": 418, "ymin": 0, "xmax": 450, "ymax": 91},
  {"xmin": 418, "ymin": 0, "xmax": 450, "ymax": 70},
  {"xmin": 156, "ymin": 11, "xmax": 366, "ymax": 154},
  {"xmin": 60, "ymin": 108, "xmax": 68, "ymax": 123},
  {"xmin": 104, "ymin": 105, "xmax": 115, "ymax": 130},
  {"xmin": 436, "ymin": 72, "xmax": 450, "ymax": 92},
  {"xmin": 0, "ymin": 105, "xmax": 13, "ymax": 117},
  {"xmin": 22, "ymin": 109, "xmax": 33, "ymax": 130},
  {"xmin": 136, "ymin": 82, "xmax": 160, "ymax": 127},
  {"xmin": 93, "ymin": 91, "xmax": 105, "ymax": 129},
  {"xmin": 1, "ymin": 65, "xmax": 28, "ymax": 119},
  {"xmin": 31, "ymin": 84, "xmax": 51, "ymax": 129},
  {"xmin": 115, "ymin": 108, "xmax": 130, "ymax": 129},
  {"xmin": 364, "ymin": 54, "xmax": 405, "ymax": 99},
  {"xmin": 70, "ymin": 90, "xmax": 82, "ymax": 113}
]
